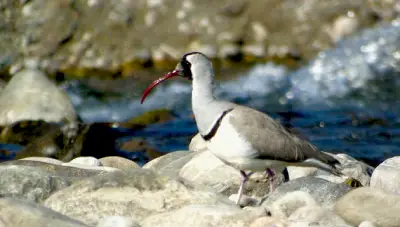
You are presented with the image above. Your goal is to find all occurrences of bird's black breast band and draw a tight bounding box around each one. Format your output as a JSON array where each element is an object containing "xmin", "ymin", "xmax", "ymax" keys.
[{"xmin": 201, "ymin": 108, "xmax": 234, "ymax": 141}]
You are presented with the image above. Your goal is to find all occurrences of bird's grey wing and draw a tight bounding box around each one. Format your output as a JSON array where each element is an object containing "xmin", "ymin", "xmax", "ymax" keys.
[{"xmin": 228, "ymin": 106, "xmax": 335, "ymax": 164}]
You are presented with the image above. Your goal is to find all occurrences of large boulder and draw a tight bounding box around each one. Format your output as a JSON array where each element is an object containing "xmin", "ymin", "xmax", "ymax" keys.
[
  {"xmin": 334, "ymin": 187, "xmax": 400, "ymax": 227},
  {"xmin": 0, "ymin": 69, "xmax": 76, "ymax": 126},
  {"xmin": 0, "ymin": 164, "xmax": 69, "ymax": 202},
  {"xmin": 43, "ymin": 168, "xmax": 233, "ymax": 226},
  {"xmin": 262, "ymin": 177, "xmax": 351, "ymax": 209},
  {"xmin": 370, "ymin": 156, "xmax": 400, "ymax": 193}
]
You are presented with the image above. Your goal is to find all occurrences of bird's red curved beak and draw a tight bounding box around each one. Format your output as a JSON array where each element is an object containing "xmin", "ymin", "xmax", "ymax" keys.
[{"xmin": 140, "ymin": 70, "xmax": 181, "ymax": 104}]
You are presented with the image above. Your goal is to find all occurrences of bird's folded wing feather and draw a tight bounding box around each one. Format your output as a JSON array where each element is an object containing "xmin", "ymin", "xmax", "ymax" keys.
[{"xmin": 228, "ymin": 106, "xmax": 327, "ymax": 163}]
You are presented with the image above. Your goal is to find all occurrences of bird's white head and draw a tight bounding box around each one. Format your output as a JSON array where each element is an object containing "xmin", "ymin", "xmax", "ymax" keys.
[{"xmin": 141, "ymin": 52, "xmax": 215, "ymax": 103}]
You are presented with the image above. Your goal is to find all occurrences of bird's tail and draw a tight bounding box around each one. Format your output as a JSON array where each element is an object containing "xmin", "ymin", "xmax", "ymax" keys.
[{"xmin": 300, "ymin": 155, "xmax": 343, "ymax": 176}]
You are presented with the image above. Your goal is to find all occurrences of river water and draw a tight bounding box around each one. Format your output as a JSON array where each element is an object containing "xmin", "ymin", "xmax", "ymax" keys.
[{"xmin": 22, "ymin": 21, "xmax": 400, "ymax": 166}]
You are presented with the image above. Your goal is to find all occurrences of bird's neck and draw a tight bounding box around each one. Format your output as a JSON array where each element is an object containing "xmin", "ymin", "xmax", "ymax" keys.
[{"xmin": 192, "ymin": 77, "xmax": 215, "ymax": 105}]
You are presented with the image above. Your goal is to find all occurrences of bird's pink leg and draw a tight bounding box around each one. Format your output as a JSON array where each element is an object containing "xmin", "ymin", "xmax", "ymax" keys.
[
  {"xmin": 266, "ymin": 168, "xmax": 276, "ymax": 193},
  {"xmin": 236, "ymin": 170, "xmax": 254, "ymax": 205}
]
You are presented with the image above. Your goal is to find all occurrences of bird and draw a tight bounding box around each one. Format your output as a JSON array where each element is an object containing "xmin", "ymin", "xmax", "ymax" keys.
[{"xmin": 141, "ymin": 52, "xmax": 342, "ymax": 205}]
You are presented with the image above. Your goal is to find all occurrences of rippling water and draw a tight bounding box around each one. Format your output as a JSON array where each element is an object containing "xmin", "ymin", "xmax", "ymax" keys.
[{"xmin": 62, "ymin": 21, "xmax": 400, "ymax": 165}]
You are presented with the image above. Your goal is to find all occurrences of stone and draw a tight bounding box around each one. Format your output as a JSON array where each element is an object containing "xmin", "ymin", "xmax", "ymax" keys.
[
  {"xmin": 0, "ymin": 165, "xmax": 69, "ymax": 202},
  {"xmin": 61, "ymin": 163, "xmax": 120, "ymax": 172},
  {"xmin": 21, "ymin": 156, "xmax": 64, "ymax": 165},
  {"xmin": 69, "ymin": 156, "xmax": 102, "ymax": 167},
  {"xmin": 143, "ymin": 150, "xmax": 197, "ymax": 177},
  {"xmin": 267, "ymin": 191, "xmax": 317, "ymax": 219},
  {"xmin": 1, "ymin": 160, "xmax": 109, "ymax": 183},
  {"xmin": 179, "ymin": 150, "xmax": 270, "ymax": 197},
  {"xmin": 288, "ymin": 205, "xmax": 351, "ymax": 227},
  {"xmin": 96, "ymin": 216, "xmax": 140, "ymax": 227},
  {"xmin": 249, "ymin": 216, "xmax": 287, "ymax": 227},
  {"xmin": 0, "ymin": 69, "xmax": 77, "ymax": 126},
  {"xmin": 286, "ymin": 166, "xmax": 318, "ymax": 180},
  {"xmin": 0, "ymin": 197, "xmax": 89, "ymax": 227},
  {"xmin": 335, "ymin": 153, "xmax": 373, "ymax": 186},
  {"xmin": 99, "ymin": 156, "xmax": 140, "ymax": 170},
  {"xmin": 334, "ymin": 187, "xmax": 400, "ymax": 227},
  {"xmin": 44, "ymin": 168, "xmax": 233, "ymax": 226},
  {"xmin": 141, "ymin": 204, "xmax": 264, "ymax": 227},
  {"xmin": 188, "ymin": 133, "xmax": 207, "ymax": 152},
  {"xmin": 370, "ymin": 156, "xmax": 400, "ymax": 193},
  {"xmin": 262, "ymin": 177, "xmax": 351, "ymax": 209},
  {"xmin": 358, "ymin": 221, "xmax": 377, "ymax": 227},
  {"xmin": 328, "ymin": 14, "xmax": 360, "ymax": 43}
]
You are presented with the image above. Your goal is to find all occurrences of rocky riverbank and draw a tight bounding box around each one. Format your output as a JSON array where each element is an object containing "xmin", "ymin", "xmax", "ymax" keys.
[
  {"xmin": 0, "ymin": 0, "xmax": 399, "ymax": 77},
  {"xmin": 1, "ymin": 141, "xmax": 400, "ymax": 227}
]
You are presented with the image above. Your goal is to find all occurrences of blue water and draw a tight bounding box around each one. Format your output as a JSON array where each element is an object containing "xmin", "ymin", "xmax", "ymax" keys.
[{"xmin": 3, "ymin": 21, "xmax": 400, "ymax": 166}]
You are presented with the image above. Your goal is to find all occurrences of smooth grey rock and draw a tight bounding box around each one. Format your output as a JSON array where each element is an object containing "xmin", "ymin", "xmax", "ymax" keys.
[
  {"xmin": 0, "ymin": 69, "xmax": 77, "ymax": 126},
  {"xmin": 262, "ymin": 177, "xmax": 351, "ymax": 209},
  {"xmin": 0, "ymin": 197, "xmax": 89, "ymax": 227},
  {"xmin": 69, "ymin": 156, "xmax": 102, "ymax": 167},
  {"xmin": 21, "ymin": 157, "xmax": 64, "ymax": 165},
  {"xmin": 179, "ymin": 150, "xmax": 271, "ymax": 197},
  {"xmin": 288, "ymin": 205, "xmax": 351, "ymax": 227},
  {"xmin": 1, "ymin": 160, "xmax": 108, "ymax": 183},
  {"xmin": 249, "ymin": 216, "xmax": 288, "ymax": 227},
  {"xmin": 141, "ymin": 204, "xmax": 264, "ymax": 227},
  {"xmin": 267, "ymin": 191, "xmax": 318, "ymax": 219},
  {"xmin": 335, "ymin": 153, "xmax": 373, "ymax": 186},
  {"xmin": 0, "ymin": 165, "xmax": 69, "ymax": 202},
  {"xmin": 370, "ymin": 156, "xmax": 400, "ymax": 193},
  {"xmin": 143, "ymin": 150, "xmax": 197, "ymax": 177},
  {"xmin": 96, "ymin": 216, "xmax": 140, "ymax": 227},
  {"xmin": 44, "ymin": 168, "xmax": 233, "ymax": 226},
  {"xmin": 99, "ymin": 156, "xmax": 140, "ymax": 170},
  {"xmin": 334, "ymin": 187, "xmax": 400, "ymax": 227}
]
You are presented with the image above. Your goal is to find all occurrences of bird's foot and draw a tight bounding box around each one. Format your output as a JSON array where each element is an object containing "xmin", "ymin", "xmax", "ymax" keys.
[{"xmin": 265, "ymin": 168, "xmax": 276, "ymax": 193}]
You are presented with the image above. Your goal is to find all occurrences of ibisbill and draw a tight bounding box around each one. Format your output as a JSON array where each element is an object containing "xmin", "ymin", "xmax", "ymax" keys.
[{"xmin": 141, "ymin": 52, "xmax": 343, "ymax": 205}]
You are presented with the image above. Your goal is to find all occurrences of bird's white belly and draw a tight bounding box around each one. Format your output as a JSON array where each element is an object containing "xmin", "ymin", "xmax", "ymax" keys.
[{"xmin": 205, "ymin": 116, "xmax": 285, "ymax": 171}]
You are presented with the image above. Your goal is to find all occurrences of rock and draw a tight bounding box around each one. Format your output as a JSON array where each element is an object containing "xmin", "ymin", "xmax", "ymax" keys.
[
  {"xmin": 1, "ymin": 160, "xmax": 110, "ymax": 183},
  {"xmin": 179, "ymin": 150, "xmax": 271, "ymax": 197},
  {"xmin": 288, "ymin": 205, "xmax": 351, "ymax": 227},
  {"xmin": 0, "ymin": 79, "xmax": 5, "ymax": 93},
  {"xmin": 96, "ymin": 216, "xmax": 140, "ymax": 227},
  {"xmin": 328, "ymin": 14, "xmax": 360, "ymax": 43},
  {"xmin": 141, "ymin": 204, "xmax": 264, "ymax": 227},
  {"xmin": 0, "ymin": 197, "xmax": 89, "ymax": 227},
  {"xmin": 0, "ymin": 69, "xmax": 77, "ymax": 126},
  {"xmin": 262, "ymin": 177, "xmax": 352, "ymax": 209},
  {"xmin": 370, "ymin": 156, "xmax": 400, "ymax": 193},
  {"xmin": 61, "ymin": 163, "xmax": 119, "ymax": 172},
  {"xmin": 334, "ymin": 187, "xmax": 400, "ymax": 227},
  {"xmin": 44, "ymin": 168, "xmax": 233, "ymax": 226},
  {"xmin": 69, "ymin": 156, "xmax": 102, "ymax": 167},
  {"xmin": 13, "ymin": 121, "xmax": 89, "ymax": 162},
  {"xmin": 286, "ymin": 166, "xmax": 318, "ymax": 180},
  {"xmin": 249, "ymin": 216, "xmax": 288, "ymax": 227},
  {"xmin": 21, "ymin": 156, "xmax": 64, "ymax": 165},
  {"xmin": 267, "ymin": 191, "xmax": 318, "ymax": 219},
  {"xmin": 143, "ymin": 150, "xmax": 197, "ymax": 177},
  {"xmin": 335, "ymin": 153, "xmax": 373, "ymax": 186},
  {"xmin": 358, "ymin": 221, "xmax": 377, "ymax": 227},
  {"xmin": 188, "ymin": 133, "xmax": 207, "ymax": 152},
  {"xmin": 0, "ymin": 165, "xmax": 69, "ymax": 202},
  {"xmin": 99, "ymin": 156, "xmax": 140, "ymax": 170}
]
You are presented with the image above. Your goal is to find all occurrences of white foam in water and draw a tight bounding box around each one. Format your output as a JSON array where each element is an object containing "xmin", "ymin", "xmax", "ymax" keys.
[{"xmin": 289, "ymin": 21, "xmax": 400, "ymax": 105}]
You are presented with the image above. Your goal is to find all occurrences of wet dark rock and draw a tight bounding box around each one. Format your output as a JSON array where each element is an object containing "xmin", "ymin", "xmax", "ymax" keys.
[
  {"xmin": 14, "ymin": 121, "xmax": 89, "ymax": 162},
  {"xmin": 117, "ymin": 109, "xmax": 175, "ymax": 129}
]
